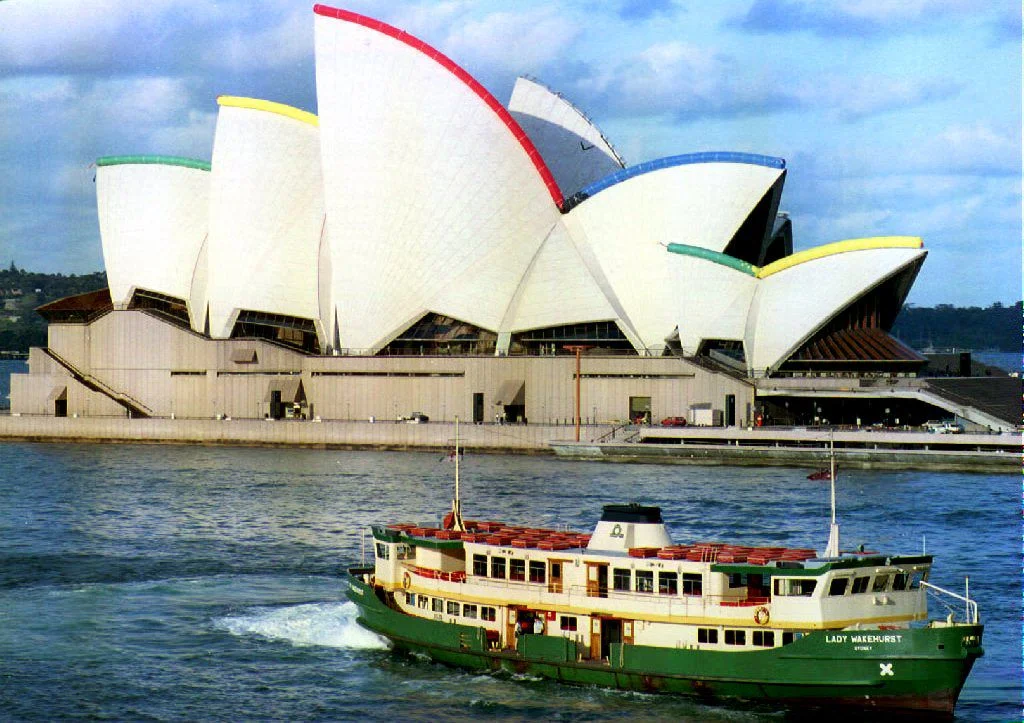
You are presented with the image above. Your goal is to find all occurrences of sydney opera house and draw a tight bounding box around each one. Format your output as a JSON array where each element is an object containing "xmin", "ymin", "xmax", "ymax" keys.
[{"xmin": 15, "ymin": 6, "xmax": 1005, "ymax": 432}]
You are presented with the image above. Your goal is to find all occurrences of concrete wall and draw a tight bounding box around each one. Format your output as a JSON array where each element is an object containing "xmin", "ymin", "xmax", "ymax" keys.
[
  {"xmin": 0, "ymin": 415, "xmax": 579, "ymax": 450},
  {"xmin": 14, "ymin": 310, "xmax": 755, "ymax": 425}
]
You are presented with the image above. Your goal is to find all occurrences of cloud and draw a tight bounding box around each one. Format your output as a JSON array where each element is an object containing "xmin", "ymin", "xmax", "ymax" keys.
[
  {"xmin": 799, "ymin": 75, "xmax": 963, "ymax": 121},
  {"xmin": 617, "ymin": 0, "xmax": 677, "ymax": 21},
  {"xmin": 988, "ymin": 5, "xmax": 1022, "ymax": 44},
  {"xmin": 571, "ymin": 41, "xmax": 798, "ymax": 121},
  {"xmin": 792, "ymin": 122, "xmax": 1021, "ymax": 180},
  {"xmin": 914, "ymin": 123, "xmax": 1022, "ymax": 176},
  {"xmin": 0, "ymin": 0, "xmax": 312, "ymax": 77},
  {"xmin": 731, "ymin": 0, "xmax": 981, "ymax": 38},
  {"xmin": 442, "ymin": 7, "xmax": 581, "ymax": 75}
]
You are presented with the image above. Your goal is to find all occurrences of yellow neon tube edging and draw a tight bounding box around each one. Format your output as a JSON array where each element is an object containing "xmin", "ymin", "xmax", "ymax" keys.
[
  {"xmin": 756, "ymin": 237, "xmax": 924, "ymax": 279},
  {"xmin": 216, "ymin": 96, "xmax": 319, "ymax": 127}
]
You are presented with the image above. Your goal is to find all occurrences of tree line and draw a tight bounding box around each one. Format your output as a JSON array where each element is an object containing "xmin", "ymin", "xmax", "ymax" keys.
[
  {"xmin": 891, "ymin": 301, "xmax": 1021, "ymax": 353},
  {"xmin": 0, "ymin": 265, "xmax": 107, "ymax": 353}
]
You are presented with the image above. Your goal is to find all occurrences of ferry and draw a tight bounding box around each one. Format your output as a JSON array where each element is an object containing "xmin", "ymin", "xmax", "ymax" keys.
[{"xmin": 346, "ymin": 425, "xmax": 983, "ymax": 715}]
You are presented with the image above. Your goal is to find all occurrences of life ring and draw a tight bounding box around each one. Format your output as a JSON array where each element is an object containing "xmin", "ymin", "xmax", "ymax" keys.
[
  {"xmin": 402, "ymin": 572, "xmax": 411, "ymax": 590},
  {"xmin": 754, "ymin": 606, "xmax": 770, "ymax": 625}
]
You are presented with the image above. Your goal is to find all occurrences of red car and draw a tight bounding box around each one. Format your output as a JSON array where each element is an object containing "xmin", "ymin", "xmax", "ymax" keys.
[{"xmin": 660, "ymin": 416, "xmax": 687, "ymax": 427}]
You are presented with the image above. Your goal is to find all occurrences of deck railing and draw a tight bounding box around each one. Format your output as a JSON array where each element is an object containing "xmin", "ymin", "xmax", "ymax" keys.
[{"xmin": 920, "ymin": 579, "xmax": 979, "ymax": 623}]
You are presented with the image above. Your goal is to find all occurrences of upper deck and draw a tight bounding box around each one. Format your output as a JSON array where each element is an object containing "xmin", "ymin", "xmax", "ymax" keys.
[{"xmin": 370, "ymin": 519, "xmax": 932, "ymax": 630}]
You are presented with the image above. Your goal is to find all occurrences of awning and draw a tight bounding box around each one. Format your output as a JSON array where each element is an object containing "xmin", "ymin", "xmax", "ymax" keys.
[
  {"xmin": 494, "ymin": 379, "xmax": 525, "ymax": 406},
  {"xmin": 47, "ymin": 384, "xmax": 67, "ymax": 402},
  {"xmin": 231, "ymin": 348, "xmax": 258, "ymax": 363},
  {"xmin": 263, "ymin": 378, "xmax": 304, "ymax": 403}
]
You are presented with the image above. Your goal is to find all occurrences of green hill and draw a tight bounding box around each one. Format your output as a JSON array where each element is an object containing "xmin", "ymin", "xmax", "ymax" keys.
[{"xmin": 0, "ymin": 265, "xmax": 107, "ymax": 353}]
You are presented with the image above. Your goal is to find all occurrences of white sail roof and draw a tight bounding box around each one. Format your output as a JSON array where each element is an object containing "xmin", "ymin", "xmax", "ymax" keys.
[
  {"xmin": 508, "ymin": 76, "xmax": 624, "ymax": 199},
  {"xmin": 96, "ymin": 156, "xmax": 210, "ymax": 325},
  {"xmin": 314, "ymin": 5, "xmax": 563, "ymax": 353},
  {"xmin": 203, "ymin": 97, "xmax": 326, "ymax": 344},
  {"xmin": 562, "ymin": 154, "xmax": 785, "ymax": 352},
  {"xmin": 499, "ymin": 220, "xmax": 621, "ymax": 338},
  {"xmin": 745, "ymin": 238, "xmax": 927, "ymax": 373}
]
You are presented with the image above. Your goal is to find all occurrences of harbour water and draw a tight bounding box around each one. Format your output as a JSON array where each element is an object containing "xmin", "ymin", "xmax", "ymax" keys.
[{"xmin": 0, "ymin": 442, "xmax": 1018, "ymax": 721}]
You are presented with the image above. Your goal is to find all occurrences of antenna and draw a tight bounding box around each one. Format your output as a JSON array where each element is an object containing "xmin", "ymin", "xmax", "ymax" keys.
[
  {"xmin": 824, "ymin": 432, "xmax": 840, "ymax": 557},
  {"xmin": 449, "ymin": 416, "xmax": 465, "ymax": 532}
]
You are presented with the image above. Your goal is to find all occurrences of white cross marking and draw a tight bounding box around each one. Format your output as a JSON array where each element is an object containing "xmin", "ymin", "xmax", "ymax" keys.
[{"xmin": 879, "ymin": 663, "xmax": 894, "ymax": 676}]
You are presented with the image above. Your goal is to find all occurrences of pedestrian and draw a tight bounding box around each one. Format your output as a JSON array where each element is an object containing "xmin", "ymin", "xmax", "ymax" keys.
[{"xmin": 533, "ymin": 616, "xmax": 544, "ymax": 635}]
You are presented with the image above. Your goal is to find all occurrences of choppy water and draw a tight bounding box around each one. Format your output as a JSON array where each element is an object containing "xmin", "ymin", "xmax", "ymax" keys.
[{"xmin": 0, "ymin": 442, "xmax": 1017, "ymax": 721}]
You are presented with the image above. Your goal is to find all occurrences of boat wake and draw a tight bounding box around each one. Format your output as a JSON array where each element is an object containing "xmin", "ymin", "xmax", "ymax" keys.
[{"xmin": 215, "ymin": 600, "xmax": 389, "ymax": 650}]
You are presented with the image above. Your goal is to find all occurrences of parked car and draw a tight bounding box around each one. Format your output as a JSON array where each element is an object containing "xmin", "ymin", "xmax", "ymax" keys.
[
  {"xmin": 660, "ymin": 416, "xmax": 687, "ymax": 427},
  {"xmin": 406, "ymin": 412, "xmax": 429, "ymax": 423}
]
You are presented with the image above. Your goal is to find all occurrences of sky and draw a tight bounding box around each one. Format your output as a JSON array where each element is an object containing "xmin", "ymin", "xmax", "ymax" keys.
[{"xmin": 0, "ymin": 0, "xmax": 1019, "ymax": 307}]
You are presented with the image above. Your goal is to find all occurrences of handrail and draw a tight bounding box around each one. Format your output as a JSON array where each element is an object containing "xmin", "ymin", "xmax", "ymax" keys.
[
  {"xmin": 920, "ymin": 579, "xmax": 979, "ymax": 623},
  {"xmin": 593, "ymin": 422, "xmax": 632, "ymax": 443},
  {"xmin": 43, "ymin": 348, "xmax": 153, "ymax": 418}
]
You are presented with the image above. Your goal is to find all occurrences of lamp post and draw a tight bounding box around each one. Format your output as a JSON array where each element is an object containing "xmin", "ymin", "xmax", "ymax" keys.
[{"xmin": 564, "ymin": 345, "xmax": 591, "ymax": 442}]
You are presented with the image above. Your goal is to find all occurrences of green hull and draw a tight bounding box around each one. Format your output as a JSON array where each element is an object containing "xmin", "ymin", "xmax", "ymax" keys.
[{"xmin": 346, "ymin": 571, "xmax": 982, "ymax": 716}]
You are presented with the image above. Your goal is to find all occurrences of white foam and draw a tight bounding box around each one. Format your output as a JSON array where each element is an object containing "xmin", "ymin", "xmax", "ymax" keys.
[{"xmin": 215, "ymin": 600, "xmax": 389, "ymax": 650}]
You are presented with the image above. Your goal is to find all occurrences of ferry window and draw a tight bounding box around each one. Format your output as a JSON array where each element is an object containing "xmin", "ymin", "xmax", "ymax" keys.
[
  {"xmin": 613, "ymin": 568, "xmax": 631, "ymax": 591},
  {"xmin": 658, "ymin": 571, "xmax": 678, "ymax": 595},
  {"xmin": 635, "ymin": 570, "xmax": 654, "ymax": 593},
  {"xmin": 851, "ymin": 576, "xmax": 870, "ymax": 594},
  {"xmin": 728, "ymin": 573, "xmax": 747, "ymax": 588},
  {"xmin": 828, "ymin": 577, "xmax": 850, "ymax": 596},
  {"xmin": 872, "ymin": 574, "xmax": 890, "ymax": 593},
  {"xmin": 510, "ymin": 559, "xmax": 526, "ymax": 581},
  {"xmin": 405, "ymin": 592, "xmax": 415, "ymax": 605},
  {"xmin": 892, "ymin": 572, "xmax": 909, "ymax": 591},
  {"xmin": 529, "ymin": 561, "xmax": 546, "ymax": 584},
  {"xmin": 774, "ymin": 578, "xmax": 817, "ymax": 597},
  {"xmin": 752, "ymin": 630, "xmax": 775, "ymax": 647},
  {"xmin": 491, "ymin": 556, "xmax": 506, "ymax": 579},
  {"xmin": 697, "ymin": 628, "xmax": 718, "ymax": 644},
  {"xmin": 908, "ymin": 571, "xmax": 926, "ymax": 589},
  {"xmin": 481, "ymin": 607, "xmax": 496, "ymax": 622},
  {"xmin": 560, "ymin": 616, "xmax": 578, "ymax": 631},
  {"xmin": 782, "ymin": 631, "xmax": 805, "ymax": 645},
  {"xmin": 446, "ymin": 601, "xmax": 460, "ymax": 616},
  {"xmin": 724, "ymin": 629, "xmax": 746, "ymax": 646},
  {"xmin": 375, "ymin": 542, "xmax": 390, "ymax": 560},
  {"xmin": 797, "ymin": 579, "xmax": 817, "ymax": 595},
  {"xmin": 473, "ymin": 554, "xmax": 488, "ymax": 576},
  {"xmin": 418, "ymin": 596, "xmax": 428, "ymax": 609},
  {"xmin": 682, "ymin": 573, "xmax": 702, "ymax": 596},
  {"xmin": 463, "ymin": 604, "xmax": 478, "ymax": 619},
  {"xmin": 396, "ymin": 544, "xmax": 413, "ymax": 560},
  {"xmin": 432, "ymin": 598, "xmax": 444, "ymax": 613}
]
